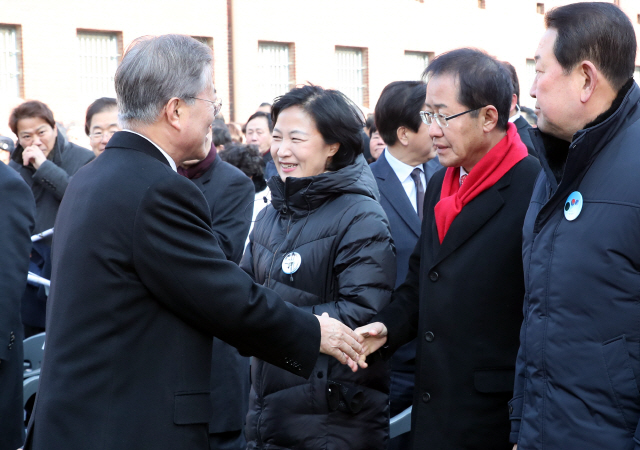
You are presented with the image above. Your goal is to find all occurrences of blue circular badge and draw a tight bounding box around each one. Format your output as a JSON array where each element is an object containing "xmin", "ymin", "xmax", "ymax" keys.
[
  {"xmin": 282, "ymin": 252, "xmax": 302, "ymax": 274},
  {"xmin": 564, "ymin": 191, "xmax": 583, "ymax": 221}
]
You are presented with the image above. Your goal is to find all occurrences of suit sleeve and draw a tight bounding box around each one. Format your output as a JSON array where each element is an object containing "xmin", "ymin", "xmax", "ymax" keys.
[
  {"xmin": 0, "ymin": 172, "xmax": 35, "ymax": 361},
  {"xmin": 302, "ymin": 200, "xmax": 396, "ymax": 329},
  {"xmin": 371, "ymin": 223, "xmax": 423, "ymax": 357},
  {"xmin": 32, "ymin": 160, "xmax": 72, "ymax": 201},
  {"xmin": 209, "ymin": 174, "xmax": 254, "ymax": 264},
  {"xmin": 132, "ymin": 175, "xmax": 319, "ymax": 378}
]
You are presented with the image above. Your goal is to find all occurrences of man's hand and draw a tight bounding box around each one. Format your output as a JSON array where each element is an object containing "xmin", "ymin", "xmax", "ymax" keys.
[
  {"xmin": 316, "ymin": 313, "xmax": 364, "ymax": 372},
  {"xmin": 512, "ymin": 446, "xmax": 517, "ymax": 450},
  {"xmin": 353, "ymin": 322, "xmax": 388, "ymax": 368},
  {"xmin": 22, "ymin": 145, "xmax": 47, "ymax": 169}
]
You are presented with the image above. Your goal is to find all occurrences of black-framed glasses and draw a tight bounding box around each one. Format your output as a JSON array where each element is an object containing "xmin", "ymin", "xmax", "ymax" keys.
[
  {"xmin": 419, "ymin": 106, "xmax": 486, "ymax": 128},
  {"xmin": 188, "ymin": 96, "xmax": 223, "ymax": 116}
]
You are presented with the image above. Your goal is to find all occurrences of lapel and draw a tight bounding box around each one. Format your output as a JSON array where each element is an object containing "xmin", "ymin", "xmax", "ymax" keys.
[
  {"xmin": 106, "ymin": 131, "xmax": 171, "ymax": 167},
  {"xmin": 430, "ymin": 168, "xmax": 512, "ymax": 268},
  {"xmin": 373, "ymin": 152, "xmax": 421, "ymax": 237}
]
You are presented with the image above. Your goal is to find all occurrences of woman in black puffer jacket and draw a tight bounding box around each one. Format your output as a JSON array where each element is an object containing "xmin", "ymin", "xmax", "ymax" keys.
[{"xmin": 240, "ymin": 85, "xmax": 396, "ymax": 450}]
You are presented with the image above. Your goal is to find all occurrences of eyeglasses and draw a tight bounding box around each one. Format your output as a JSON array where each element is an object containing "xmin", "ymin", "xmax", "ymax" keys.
[
  {"xmin": 187, "ymin": 96, "xmax": 223, "ymax": 116},
  {"xmin": 419, "ymin": 106, "xmax": 486, "ymax": 128},
  {"xmin": 89, "ymin": 130, "xmax": 117, "ymax": 142}
]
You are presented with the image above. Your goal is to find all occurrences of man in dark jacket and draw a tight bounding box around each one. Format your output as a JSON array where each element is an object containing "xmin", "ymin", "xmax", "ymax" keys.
[
  {"xmin": 8, "ymin": 100, "xmax": 94, "ymax": 336},
  {"xmin": 0, "ymin": 162, "xmax": 35, "ymax": 450},
  {"xmin": 178, "ymin": 134, "xmax": 254, "ymax": 450},
  {"xmin": 356, "ymin": 49, "xmax": 540, "ymax": 450},
  {"xmin": 507, "ymin": 4, "xmax": 640, "ymax": 449},
  {"xmin": 502, "ymin": 61, "xmax": 537, "ymax": 158},
  {"xmin": 23, "ymin": 34, "xmax": 364, "ymax": 450},
  {"xmin": 369, "ymin": 80, "xmax": 440, "ymax": 450}
]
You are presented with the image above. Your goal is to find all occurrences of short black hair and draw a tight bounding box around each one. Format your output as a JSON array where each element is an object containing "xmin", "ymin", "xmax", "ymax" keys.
[
  {"xmin": 369, "ymin": 122, "xmax": 377, "ymax": 138},
  {"xmin": 212, "ymin": 127, "xmax": 231, "ymax": 147},
  {"xmin": 374, "ymin": 81, "xmax": 426, "ymax": 146},
  {"xmin": 365, "ymin": 114, "xmax": 375, "ymax": 130},
  {"xmin": 246, "ymin": 111, "xmax": 273, "ymax": 132},
  {"xmin": 259, "ymin": 102, "xmax": 272, "ymax": 108},
  {"xmin": 502, "ymin": 61, "xmax": 520, "ymax": 106},
  {"xmin": 545, "ymin": 2, "xmax": 636, "ymax": 92},
  {"xmin": 85, "ymin": 97, "xmax": 117, "ymax": 136},
  {"xmin": 271, "ymin": 85, "xmax": 364, "ymax": 172},
  {"xmin": 423, "ymin": 48, "xmax": 512, "ymax": 131},
  {"xmin": 218, "ymin": 143, "xmax": 266, "ymax": 193}
]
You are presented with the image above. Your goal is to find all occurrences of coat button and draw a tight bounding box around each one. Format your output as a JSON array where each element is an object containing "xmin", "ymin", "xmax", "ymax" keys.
[
  {"xmin": 509, "ymin": 405, "xmax": 513, "ymax": 414},
  {"xmin": 429, "ymin": 271, "xmax": 439, "ymax": 282},
  {"xmin": 424, "ymin": 331, "xmax": 434, "ymax": 342},
  {"xmin": 422, "ymin": 392, "xmax": 431, "ymax": 403},
  {"xmin": 317, "ymin": 371, "xmax": 323, "ymax": 378}
]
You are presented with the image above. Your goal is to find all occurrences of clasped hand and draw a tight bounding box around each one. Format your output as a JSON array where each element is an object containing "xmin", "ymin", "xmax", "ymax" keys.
[{"xmin": 316, "ymin": 313, "xmax": 388, "ymax": 372}]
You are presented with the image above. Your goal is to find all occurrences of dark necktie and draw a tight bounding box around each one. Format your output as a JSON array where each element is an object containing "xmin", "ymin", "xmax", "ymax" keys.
[{"xmin": 410, "ymin": 168, "xmax": 425, "ymax": 221}]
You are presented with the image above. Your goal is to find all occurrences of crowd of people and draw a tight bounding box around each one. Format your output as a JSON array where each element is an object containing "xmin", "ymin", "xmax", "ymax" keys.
[{"xmin": 1, "ymin": 2, "xmax": 640, "ymax": 450}]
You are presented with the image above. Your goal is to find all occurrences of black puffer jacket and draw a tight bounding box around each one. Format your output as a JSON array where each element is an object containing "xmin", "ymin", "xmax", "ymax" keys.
[{"xmin": 241, "ymin": 155, "xmax": 396, "ymax": 450}]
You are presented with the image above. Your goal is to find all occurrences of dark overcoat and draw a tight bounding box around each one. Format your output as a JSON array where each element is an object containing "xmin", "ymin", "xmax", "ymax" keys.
[
  {"xmin": 0, "ymin": 162, "xmax": 35, "ymax": 450},
  {"xmin": 24, "ymin": 131, "xmax": 321, "ymax": 450},
  {"xmin": 190, "ymin": 156, "xmax": 255, "ymax": 436},
  {"xmin": 375, "ymin": 155, "xmax": 540, "ymax": 450}
]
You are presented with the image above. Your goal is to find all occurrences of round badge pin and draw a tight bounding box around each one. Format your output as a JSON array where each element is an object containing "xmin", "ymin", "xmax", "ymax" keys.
[
  {"xmin": 282, "ymin": 252, "xmax": 302, "ymax": 274},
  {"xmin": 564, "ymin": 191, "xmax": 583, "ymax": 221}
]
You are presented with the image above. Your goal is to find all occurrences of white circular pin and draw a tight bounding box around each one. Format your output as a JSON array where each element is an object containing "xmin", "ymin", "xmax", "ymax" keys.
[
  {"xmin": 564, "ymin": 191, "xmax": 583, "ymax": 221},
  {"xmin": 282, "ymin": 252, "xmax": 302, "ymax": 274}
]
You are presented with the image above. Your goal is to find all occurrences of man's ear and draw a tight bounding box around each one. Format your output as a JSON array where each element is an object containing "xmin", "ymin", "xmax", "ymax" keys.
[
  {"xmin": 165, "ymin": 97, "xmax": 182, "ymax": 131},
  {"xmin": 510, "ymin": 94, "xmax": 518, "ymax": 115},
  {"xmin": 397, "ymin": 126, "xmax": 409, "ymax": 146},
  {"xmin": 579, "ymin": 61, "xmax": 599, "ymax": 104},
  {"xmin": 481, "ymin": 106, "xmax": 499, "ymax": 133}
]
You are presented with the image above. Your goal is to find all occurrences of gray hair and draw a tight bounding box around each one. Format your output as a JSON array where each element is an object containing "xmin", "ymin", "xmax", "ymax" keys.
[{"xmin": 115, "ymin": 34, "xmax": 213, "ymax": 128}]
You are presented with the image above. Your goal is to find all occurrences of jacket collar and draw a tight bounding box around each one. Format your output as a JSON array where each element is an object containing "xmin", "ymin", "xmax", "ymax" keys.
[
  {"xmin": 106, "ymin": 131, "xmax": 171, "ymax": 168},
  {"xmin": 372, "ymin": 151, "xmax": 422, "ymax": 237},
  {"xmin": 430, "ymin": 167, "xmax": 513, "ymax": 267},
  {"xmin": 269, "ymin": 154, "xmax": 377, "ymax": 219},
  {"xmin": 531, "ymin": 79, "xmax": 640, "ymax": 232}
]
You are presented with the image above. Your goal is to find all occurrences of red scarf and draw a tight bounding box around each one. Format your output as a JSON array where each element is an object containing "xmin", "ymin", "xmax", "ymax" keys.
[{"xmin": 434, "ymin": 123, "xmax": 527, "ymax": 243}]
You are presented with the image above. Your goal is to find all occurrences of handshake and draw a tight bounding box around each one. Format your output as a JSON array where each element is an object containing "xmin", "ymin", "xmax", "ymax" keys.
[{"xmin": 316, "ymin": 313, "xmax": 389, "ymax": 372}]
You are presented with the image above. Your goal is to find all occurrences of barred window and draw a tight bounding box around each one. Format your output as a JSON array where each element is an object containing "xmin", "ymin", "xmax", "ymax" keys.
[
  {"xmin": 0, "ymin": 25, "xmax": 21, "ymax": 99},
  {"xmin": 258, "ymin": 42, "xmax": 294, "ymax": 104},
  {"xmin": 335, "ymin": 47, "xmax": 368, "ymax": 107},
  {"xmin": 77, "ymin": 31, "xmax": 121, "ymax": 102},
  {"xmin": 404, "ymin": 51, "xmax": 432, "ymax": 81}
]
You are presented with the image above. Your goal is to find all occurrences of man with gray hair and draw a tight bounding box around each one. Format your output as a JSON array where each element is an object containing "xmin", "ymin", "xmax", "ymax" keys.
[{"xmin": 24, "ymin": 34, "xmax": 364, "ymax": 450}]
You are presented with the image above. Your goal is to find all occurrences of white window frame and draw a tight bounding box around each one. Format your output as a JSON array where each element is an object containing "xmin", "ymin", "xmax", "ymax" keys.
[
  {"xmin": 258, "ymin": 42, "xmax": 292, "ymax": 104},
  {"xmin": 0, "ymin": 26, "xmax": 21, "ymax": 99},
  {"xmin": 77, "ymin": 31, "xmax": 120, "ymax": 102},
  {"xmin": 404, "ymin": 51, "xmax": 432, "ymax": 81},
  {"xmin": 335, "ymin": 47, "xmax": 365, "ymax": 106}
]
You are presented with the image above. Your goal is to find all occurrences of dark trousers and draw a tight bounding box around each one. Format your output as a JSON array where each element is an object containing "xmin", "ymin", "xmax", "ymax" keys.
[{"xmin": 388, "ymin": 370, "xmax": 414, "ymax": 450}]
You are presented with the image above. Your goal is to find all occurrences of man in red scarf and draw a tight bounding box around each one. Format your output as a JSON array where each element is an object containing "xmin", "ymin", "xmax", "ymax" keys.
[{"xmin": 356, "ymin": 48, "xmax": 540, "ymax": 450}]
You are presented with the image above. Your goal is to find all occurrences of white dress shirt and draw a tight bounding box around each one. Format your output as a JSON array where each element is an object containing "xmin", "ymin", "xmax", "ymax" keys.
[
  {"xmin": 384, "ymin": 149, "xmax": 425, "ymax": 214},
  {"xmin": 123, "ymin": 129, "xmax": 177, "ymax": 172}
]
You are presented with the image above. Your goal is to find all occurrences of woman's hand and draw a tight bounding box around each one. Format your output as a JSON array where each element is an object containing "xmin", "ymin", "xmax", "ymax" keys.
[{"xmin": 353, "ymin": 322, "xmax": 388, "ymax": 368}]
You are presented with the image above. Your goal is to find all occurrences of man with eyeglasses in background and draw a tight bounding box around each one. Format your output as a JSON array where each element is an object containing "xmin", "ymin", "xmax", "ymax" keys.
[
  {"xmin": 355, "ymin": 48, "xmax": 540, "ymax": 450},
  {"xmin": 24, "ymin": 34, "xmax": 366, "ymax": 450}
]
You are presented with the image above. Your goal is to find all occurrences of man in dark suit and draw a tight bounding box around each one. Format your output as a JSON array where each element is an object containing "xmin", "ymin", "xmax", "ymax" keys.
[
  {"xmin": 502, "ymin": 61, "xmax": 537, "ymax": 157},
  {"xmin": 357, "ymin": 49, "xmax": 540, "ymax": 450},
  {"xmin": 369, "ymin": 80, "xmax": 440, "ymax": 450},
  {"xmin": 178, "ymin": 134, "xmax": 255, "ymax": 449},
  {"xmin": 24, "ymin": 34, "xmax": 364, "ymax": 450},
  {"xmin": 0, "ymin": 162, "xmax": 35, "ymax": 450}
]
